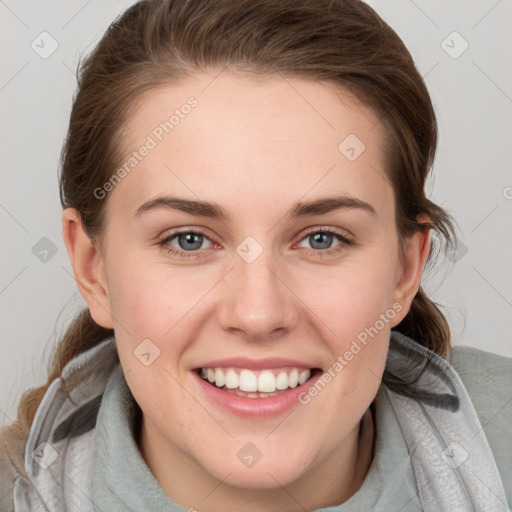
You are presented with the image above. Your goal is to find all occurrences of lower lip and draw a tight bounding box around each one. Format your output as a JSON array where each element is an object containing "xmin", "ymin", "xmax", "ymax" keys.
[{"xmin": 192, "ymin": 369, "xmax": 323, "ymax": 418}]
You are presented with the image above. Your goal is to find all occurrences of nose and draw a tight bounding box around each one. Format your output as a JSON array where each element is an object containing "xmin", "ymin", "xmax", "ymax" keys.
[{"xmin": 217, "ymin": 248, "xmax": 300, "ymax": 342}]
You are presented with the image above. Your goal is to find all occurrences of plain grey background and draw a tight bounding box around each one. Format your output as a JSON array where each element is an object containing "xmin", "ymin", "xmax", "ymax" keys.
[{"xmin": 1, "ymin": 0, "xmax": 511, "ymax": 428}]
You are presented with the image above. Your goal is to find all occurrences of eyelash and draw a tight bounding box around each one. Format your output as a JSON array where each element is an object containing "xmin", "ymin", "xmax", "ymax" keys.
[{"xmin": 157, "ymin": 227, "xmax": 353, "ymax": 259}]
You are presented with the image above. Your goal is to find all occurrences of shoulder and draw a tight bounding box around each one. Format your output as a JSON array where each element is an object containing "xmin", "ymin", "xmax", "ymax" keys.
[
  {"xmin": 0, "ymin": 420, "xmax": 29, "ymax": 511},
  {"xmin": 448, "ymin": 343, "xmax": 512, "ymax": 409},
  {"xmin": 448, "ymin": 343, "xmax": 512, "ymax": 504}
]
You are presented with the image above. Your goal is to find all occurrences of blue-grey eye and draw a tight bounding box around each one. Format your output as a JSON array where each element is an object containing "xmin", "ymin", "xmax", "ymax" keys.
[
  {"xmin": 308, "ymin": 232, "xmax": 334, "ymax": 250},
  {"xmin": 176, "ymin": 232, "xmax": 206, "ymax": 250},
  {"xmin": 161, "ymin": 231, "xmax": 214, "ymax": 252}
]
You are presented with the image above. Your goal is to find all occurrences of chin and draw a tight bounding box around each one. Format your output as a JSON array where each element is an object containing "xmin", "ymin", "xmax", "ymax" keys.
[
  {"xmin": 199, "ymin": 451, "xmax": 311, "ymax": 490},
  {"xmin": 221, "ymin": 467, "xmax": 303, "ymax": 490}
]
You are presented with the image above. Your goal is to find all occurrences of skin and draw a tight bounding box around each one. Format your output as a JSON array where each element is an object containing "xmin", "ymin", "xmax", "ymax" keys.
[{"xmin": 62, "ymin": 70, "xmax": 430, "ymax": 511}]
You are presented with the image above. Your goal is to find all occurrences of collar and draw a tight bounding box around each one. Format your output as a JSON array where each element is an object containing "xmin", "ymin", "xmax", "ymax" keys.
[{"xmin": 19, "ymin": 331, "xmax": 508, "ymax": 512}]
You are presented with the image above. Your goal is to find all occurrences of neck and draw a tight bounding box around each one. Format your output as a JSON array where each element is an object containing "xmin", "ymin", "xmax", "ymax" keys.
[{"xmin": 137, "ymin": 405, "xmax": 376, "ymax": 512}]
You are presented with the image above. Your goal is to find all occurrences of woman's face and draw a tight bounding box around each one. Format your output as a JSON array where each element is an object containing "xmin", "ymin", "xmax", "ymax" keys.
[{"xmin": 66, "ymin": 70, "xmax": 427, "ymax": 495}]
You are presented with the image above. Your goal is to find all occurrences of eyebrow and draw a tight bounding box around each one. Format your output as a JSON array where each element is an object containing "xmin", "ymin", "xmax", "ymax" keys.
[{"xmin": 134, "ymin": 195, "xmax": 377, "ymax": 221}]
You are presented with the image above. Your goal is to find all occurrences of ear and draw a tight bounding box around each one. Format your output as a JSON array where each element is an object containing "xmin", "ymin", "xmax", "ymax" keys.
[
  {"xmin": 390, "ymin": 214, "xmax": 431, "ymax": 327},
  {"xmin": 61, "ymin": 208, "xmax": 114, "ymax": 329}
]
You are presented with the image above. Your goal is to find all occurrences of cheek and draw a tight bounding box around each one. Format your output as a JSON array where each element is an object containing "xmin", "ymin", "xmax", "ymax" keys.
[
  {"xmin": 105, "ymin": 256, "xmax": 217, "ymax": 390},
  {"xmin": 107, "ymin": 255, "xmax": 203, "ymax": 339},
  {"xmin": 305, "ymin": 272, "xmax": 393, "ymax": 422},
  {"xmin": 295, "ymin": 250, "xmax": 397, "ymax": 394},
  {"xmin": 305, "ymin": 257, "xmax": 398, "ymax": 339}
]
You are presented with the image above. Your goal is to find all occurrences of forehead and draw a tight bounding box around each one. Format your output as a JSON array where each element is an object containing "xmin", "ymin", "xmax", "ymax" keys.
[
  {"xmin": 108, "ymin": 70, "xmax": 392, "ymax": 219},
  {"xmin": 122, "ymin": 71, "xmax": 385, "ymax": 148}
]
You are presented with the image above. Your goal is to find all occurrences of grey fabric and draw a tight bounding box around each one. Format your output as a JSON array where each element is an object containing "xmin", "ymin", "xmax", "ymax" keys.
[
  {"xmin": 447, "ymin": 343, "xmax": 512, "ymax": 508},
  {"xmin": 385, "ymin": 332, "xmax": 508, "ymax": 511},
  {"xmin": 10, "ymin": 338, "xmax": 119, "ymax": 512},
  {"xmin": 4, "ymin": 331, "xmax": 511, "ymax": 511},
  {"xmin": 91, "ymin": 365, "xmax": 186, "ymax": 511}
]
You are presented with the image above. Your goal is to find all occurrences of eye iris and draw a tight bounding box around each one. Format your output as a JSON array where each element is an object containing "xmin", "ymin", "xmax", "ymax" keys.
[
  {"xmin": 179, "ymin": 233, "xmax": 203, "ymax": 250},
  {"xmin": 310, "ymin": 232, "xmax": 332, "ymax": 250}
]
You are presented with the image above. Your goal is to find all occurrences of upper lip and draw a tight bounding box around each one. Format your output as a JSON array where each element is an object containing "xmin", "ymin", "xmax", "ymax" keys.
[{"xmin": 192, "ymin": 357, "xmax": 319, "ymax": 371}]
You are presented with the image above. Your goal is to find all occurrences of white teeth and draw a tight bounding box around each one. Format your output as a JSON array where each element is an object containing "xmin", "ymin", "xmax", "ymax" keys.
[
  {"xmin": 225, "ymin": 369, "xmax": 239, "ymax": 389},
  {"xmin": 239, "ymin": 369, "xmax": 258, "ymax": 392},
  {"xmin": 199, "ymin": 367, "xmax": 312, "ymax": 393},
  {"xmin": 298, "ymin": 369, "xmax": 310, "ymax": 385},
  {"xmin": 257, "ymin": 370, "xmax": 276, "ymax": 392},
  {"xmin": 276, "ymin": 371, "xmax": 288, "ymax": 390},
  {"xmin": 214, "ymin": 368, "xmax": 225, "ymax": 388},
  {"xmin": 288, "ymin": 369, "xmax": 299, "ymax": 388}
]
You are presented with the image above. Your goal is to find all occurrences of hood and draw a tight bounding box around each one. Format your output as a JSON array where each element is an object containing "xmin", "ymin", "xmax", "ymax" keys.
[
  {"xmin": 13, "ymin": 331, "xmax": 509, "ymax": 512},
  {"xmin": 13, "ymin": 336, "xmax": 120, "ymax": 511}
]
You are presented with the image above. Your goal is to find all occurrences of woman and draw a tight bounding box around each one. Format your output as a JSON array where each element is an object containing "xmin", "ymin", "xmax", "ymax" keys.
[{"xmin": 0, "ymin": 0, "xmax": 510, "ymax": 511}]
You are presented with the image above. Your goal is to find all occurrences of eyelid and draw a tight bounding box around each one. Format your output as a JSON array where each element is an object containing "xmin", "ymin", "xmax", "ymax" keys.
[
  {"xmin": 297, "ymin": 225, "xmax": 353, "ymax": 242},
  {"xmin": 158, "ymin": 228, "xmax": 218, "ymax": 250}
]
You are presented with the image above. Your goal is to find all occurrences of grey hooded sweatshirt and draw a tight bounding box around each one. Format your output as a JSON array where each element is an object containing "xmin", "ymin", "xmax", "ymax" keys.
[{"xmin": 0, "ymin": 331, "xmax": 511, "ymax": 511}]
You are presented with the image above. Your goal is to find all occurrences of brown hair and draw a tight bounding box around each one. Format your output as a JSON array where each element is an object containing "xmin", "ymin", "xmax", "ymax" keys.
[{"xmin": 14, "ymin": 0, "xmax": 455, "ymax": 436}]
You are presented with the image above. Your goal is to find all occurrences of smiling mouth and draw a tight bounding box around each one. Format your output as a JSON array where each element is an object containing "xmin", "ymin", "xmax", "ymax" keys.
[{"xmin": 195, "ymin": 367, "xmax": 322, "ymax": 399}]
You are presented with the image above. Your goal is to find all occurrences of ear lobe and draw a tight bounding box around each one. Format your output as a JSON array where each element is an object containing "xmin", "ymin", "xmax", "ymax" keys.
[
  {"xmin": 390, "ymin": 216, "xmax": 431, "ymax": 327},
  {"xmin": 61, "ymin": 208, "xmax": 114, "ymax": 329}
]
